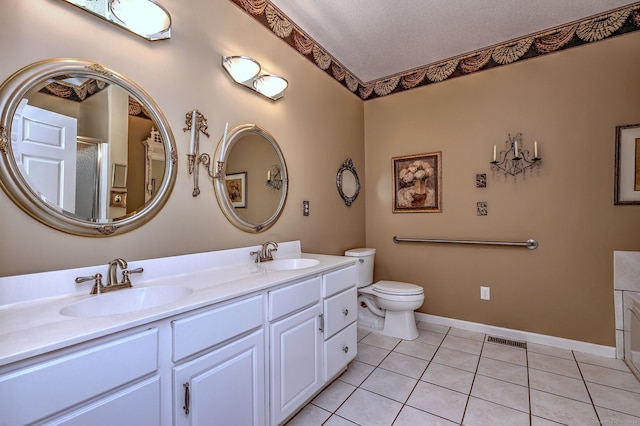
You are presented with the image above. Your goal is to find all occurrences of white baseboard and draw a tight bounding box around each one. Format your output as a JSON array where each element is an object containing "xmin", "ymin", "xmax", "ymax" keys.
[{"xmin": 415, "ymin": 312, "xmax": 617, "ymax": 359}]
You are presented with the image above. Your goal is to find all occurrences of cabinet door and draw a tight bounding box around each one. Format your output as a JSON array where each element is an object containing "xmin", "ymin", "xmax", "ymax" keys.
[
  {"xmin": 270, "ymin": 303, "xmax": 323, "ymax": 425},
  {"xmin": 44, "ymin": 377, "xmax": 160, "ymax": 426},
  {"xmin": 0, "ymin": 328, "xmax": 158, "ymax": 426},
  {"xmin": 174, "ymin": 330, "xmax": 265, "ymax": 426}
]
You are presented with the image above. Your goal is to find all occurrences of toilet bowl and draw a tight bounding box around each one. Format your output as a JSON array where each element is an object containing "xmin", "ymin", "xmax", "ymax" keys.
[{"xmin": 345, "ymin": 249, "xmax": 424, "ymax": 340}]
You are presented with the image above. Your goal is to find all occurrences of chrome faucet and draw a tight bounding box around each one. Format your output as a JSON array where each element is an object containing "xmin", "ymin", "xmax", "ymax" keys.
[
  {"xmin": 250, "ymin": 241, "xmax": 279, "ymax": 263},
  {"xmin": 261, "ymin": 241, "xmax": 278, "ymax": 261},
  {"xmin": 75, "ymin": 258, "xmax": 144, "ymax": 294},
  {"xmin": 107, "ymin": 258, "xmax": 128, "ymax": 287},
  {"xmin": 106, "ymin": 258, "xmax": 144, "ymax": 292}
]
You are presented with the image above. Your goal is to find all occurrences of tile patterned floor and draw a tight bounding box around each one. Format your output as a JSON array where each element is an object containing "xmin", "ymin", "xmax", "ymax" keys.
[{"xmin": 286, "ymin": 322, "xmax": 640, "ymax": 426}]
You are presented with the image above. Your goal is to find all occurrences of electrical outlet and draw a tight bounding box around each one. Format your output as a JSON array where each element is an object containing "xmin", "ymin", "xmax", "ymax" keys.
[
  {"xmin": 303, "ymin": 200, "xmax": 310, "ymax": 216},
  {"xmin": 480, "ymin": 286, "xmax": 490, "ymax": 300}
]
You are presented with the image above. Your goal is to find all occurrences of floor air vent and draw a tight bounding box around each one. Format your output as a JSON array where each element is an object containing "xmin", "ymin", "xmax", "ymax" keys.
[{"xmin": 486, "ymin": 335, "xmax": 527, "ymax": 349}]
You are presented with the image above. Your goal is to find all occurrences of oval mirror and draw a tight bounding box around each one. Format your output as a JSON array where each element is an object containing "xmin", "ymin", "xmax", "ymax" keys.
[
  {"xmin": 0, "ymin": 58, "xmax": 177, "ymax": 236},
  {"xmin": 214, "ymin": 124, "xmax": 287, "ymax": 233},
  {"xmin": 337, "ymin": 158, "xmax": 360, "ymax": 206}
]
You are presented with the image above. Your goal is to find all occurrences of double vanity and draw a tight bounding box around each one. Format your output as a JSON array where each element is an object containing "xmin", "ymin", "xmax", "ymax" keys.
[
  {"xmin": 0, "ymin": 58, "xmax": 363, "ymax": 425},
  {"xmin": 0, "ymin": 241, "xmax": 358, "ymax": 425}
]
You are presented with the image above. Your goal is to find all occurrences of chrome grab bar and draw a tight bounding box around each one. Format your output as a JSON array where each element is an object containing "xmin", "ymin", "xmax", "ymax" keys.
[{"xmin": 392, "ymin": 236, "xmax": 538, "ymax": 250}]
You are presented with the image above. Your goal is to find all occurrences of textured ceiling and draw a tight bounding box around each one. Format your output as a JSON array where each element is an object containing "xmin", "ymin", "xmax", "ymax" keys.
[
  {"xmin": 268, "ymin": 0, "xmax": 639, "ymax": 82},
  {"xmin": 232, "ymin": 0, "xmax": 640, "ymax": 99}
]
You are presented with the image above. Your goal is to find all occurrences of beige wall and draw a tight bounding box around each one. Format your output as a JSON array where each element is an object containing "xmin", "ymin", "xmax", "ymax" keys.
[
  {"xmin": 364, "ymin": 31, "xmax": 640, "ymax": 346},
  {"xmin": 0, "ymin": 0, "xmax": 365, "ymax": 276},
  {"xmin": 2, "ymin": 1, "xmax": 638, "ymax": 346}
]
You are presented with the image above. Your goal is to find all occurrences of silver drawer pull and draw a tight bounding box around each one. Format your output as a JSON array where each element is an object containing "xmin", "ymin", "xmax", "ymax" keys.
[
  {"xmin": 342, "ymin": 308, "xmax": 349, "ymax": 316},
  {"xmin": 342, "ymin": 345, "xmax": 349, "ymax": 353},
  {"xmin": 183, "ymin": 382, "xmax": 190, "ymax": 415}
]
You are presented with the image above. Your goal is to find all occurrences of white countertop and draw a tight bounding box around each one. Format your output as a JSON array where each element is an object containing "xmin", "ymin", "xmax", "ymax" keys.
[{"xmin": 0, "ymin": 242, "xmax": 356, "ymax": 367}]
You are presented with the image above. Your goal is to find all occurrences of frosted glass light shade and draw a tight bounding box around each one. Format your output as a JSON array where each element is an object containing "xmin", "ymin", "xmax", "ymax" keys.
[
  {"xmin": 222, "ymin": 56, "xmax": 261, "ymax": 83},
  {"xmin": 109, "ymin": 0, "xmax": 171, "ymax": 37},
  {"xmin": 221, "ymin": 55, "xmax": 288, "ymax": 101},
  {"xmin": 59, "ymin": 0, "xmax": 171, "ymax": 40},
  {"xmin": 253, "ymin": 75, "xmax": 288, "ymax": 100}
]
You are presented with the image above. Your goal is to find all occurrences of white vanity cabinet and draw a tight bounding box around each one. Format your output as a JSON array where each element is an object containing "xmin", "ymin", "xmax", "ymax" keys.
[
  {"xmin": 172, "ymin": 295, "xmax": 266, "ymax": 426},
  {"xmin": 268, "ymin": 276, "xmax": 323, "ymax": 425},
  {"xmin": 322, "ymin": 266, "xmax": 358, "ymax": 381},
  {"xmin": 0, "ymin": 250, "xmax": 358, "ymax": 426},
  {"xmin": 269, "ymin": 265, "xmax": 357, "ymax": 425},
  {"xmin": 0, "ymin": 328, "xmax": 160, "ymax": 426}
]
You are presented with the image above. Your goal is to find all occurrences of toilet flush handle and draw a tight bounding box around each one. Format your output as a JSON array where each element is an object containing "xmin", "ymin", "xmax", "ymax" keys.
[{"xmin": 342, "ymin": 308, "xmax": 349, "ymax": 316}]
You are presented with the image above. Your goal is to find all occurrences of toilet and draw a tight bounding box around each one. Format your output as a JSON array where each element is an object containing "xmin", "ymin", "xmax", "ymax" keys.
[{"xmin": 345, "ymin": 248, "xmax": 424, "ymax": 340}]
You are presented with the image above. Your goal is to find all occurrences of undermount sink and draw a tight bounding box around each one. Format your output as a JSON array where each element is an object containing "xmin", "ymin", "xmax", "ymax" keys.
[
  {"xmin": 260, "ymin": 258, "xmax": 320, "ymax": 271},
  {"xmin": 61, "ymin": 285, "xmax": 193, "ymax": 318}
]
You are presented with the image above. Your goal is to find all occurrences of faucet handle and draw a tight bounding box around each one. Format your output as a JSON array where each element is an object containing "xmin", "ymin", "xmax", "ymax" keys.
[
  {"xmin": 75, "ymin": 273, "xmax": 104, "ymax": 295},
  {"xmin": 122, "ymin": 267, "xmax": 144, "ymax": 285},
  {"xmin": 250, "ymin": 250, "xmax": 262, "ymax": 263}
]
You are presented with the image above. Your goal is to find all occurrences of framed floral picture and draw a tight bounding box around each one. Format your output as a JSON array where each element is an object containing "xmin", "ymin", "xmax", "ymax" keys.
[
  {"xmin": 392, "ymin": 152, "xmax": 442, "ymax": 213},
  {"xmin": 615, "ymin": 123, "xmax": 640, "ymax": 205},
  {"xmin": 225, "ymin": 172, "xmax": 247, "ymax": 208}
]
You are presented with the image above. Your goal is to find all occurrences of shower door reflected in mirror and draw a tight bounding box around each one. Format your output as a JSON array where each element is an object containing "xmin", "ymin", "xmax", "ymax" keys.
[{"xmin": 75, "ymin": 137, "xmax": 106, "ymax": 220}]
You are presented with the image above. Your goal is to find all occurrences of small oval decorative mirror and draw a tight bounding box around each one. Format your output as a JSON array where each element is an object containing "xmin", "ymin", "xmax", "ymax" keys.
[
  {"xmin": 337, "ymin": 158, "xmax": 360, "ymax": 206},
  {"xmin": 213, "ymin": 124, "xmax": 287, "ymax": 233},
  {"xmin": 0, "ymin": 58, "xmax": 177, "ymax": 236}
]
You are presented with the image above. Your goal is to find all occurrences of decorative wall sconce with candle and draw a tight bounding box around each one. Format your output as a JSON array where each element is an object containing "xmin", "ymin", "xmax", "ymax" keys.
[
  {"xmin": 266, "ymin": 165, "xmax": 283, "ymax": 190},
  {"xmin": 221, "ymin": 56, "xmax": 288, "ymax": 101},
  {"xmin": 59, "ymin": 0, "xmax": 172, "ymax": 40},
  {"xmin": 184, "ymin": 110, "xmax": 228, "ymax": 197},
  {"xmin": 490, "ymin": 133, "xmax": 541, "ymax": 177}
]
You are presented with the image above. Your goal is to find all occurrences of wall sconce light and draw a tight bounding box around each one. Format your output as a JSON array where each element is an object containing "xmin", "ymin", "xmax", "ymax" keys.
[
  {"xmin": 491, "ymin": 133, "xmax": 541, "ymax": 177},
  {"xmin": 266, "ymin": 165, "xmax": 283, "ymax": 190},
  {"xmin": 221, "ymin": 56, "xmax": 288, "ymax": 101},
  {"xmin": 59, "ymin": 0, "xmax": 172, "ymax": 40},
  {"xmin": 184, "ymin": 110, "xmax": 226, "ymax": 197}
]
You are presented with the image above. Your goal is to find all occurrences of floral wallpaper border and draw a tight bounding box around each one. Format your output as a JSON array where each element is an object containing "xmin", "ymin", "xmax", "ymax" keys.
[{"xmin": 230, "ymin": 0, "xmax": 640, "ymax": 100}]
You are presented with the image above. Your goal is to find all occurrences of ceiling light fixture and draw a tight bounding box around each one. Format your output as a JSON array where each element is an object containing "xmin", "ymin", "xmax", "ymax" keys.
[
  {"xmin": 59, "ymin": 0, "xmax": 171, "ymax": 41},
  {"xmin": 221, "ymin": 56, "xmax": 288, "ymax": 101}
]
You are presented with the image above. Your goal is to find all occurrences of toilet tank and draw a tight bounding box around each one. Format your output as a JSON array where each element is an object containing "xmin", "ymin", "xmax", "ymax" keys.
[{"xmin": 345, "ymin": 248, "xmax": 376, "ymax": 288}]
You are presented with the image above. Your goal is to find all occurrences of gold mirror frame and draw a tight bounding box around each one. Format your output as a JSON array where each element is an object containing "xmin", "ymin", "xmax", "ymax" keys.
[
  {"xmin": 0, "ymin": 58, "xmax": 177, "ymax": 236},
  {"xmin": 213, "ymin": 124, "xmax": 288, "ymax": 233}
]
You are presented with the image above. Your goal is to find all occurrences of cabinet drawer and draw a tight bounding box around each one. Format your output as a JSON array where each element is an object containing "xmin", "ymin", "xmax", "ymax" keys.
[
  {"xmin": 324, "ymin": 322, "xmax": 357, "ymax": 381},
  {"xmin": 0, "ymin": 328, "xmax": 158, "ymax": 426},
  {"xmin": 173, "ymin": 295, "xmax": 263, "ymax": 362},
  {"xmin": 47, "ymin": 376, "xmax": 161, "ymax": 426},
  {"xmin": 268, "ymin": 276, "xmax": 321, "ymax": 321},
  {"xmin": 322, "ymin": 265, "xmax": 356, "ymax": 297},
  {"xmin": 324, "ymin": 287, "xmax": 357, "ymax": 339}
]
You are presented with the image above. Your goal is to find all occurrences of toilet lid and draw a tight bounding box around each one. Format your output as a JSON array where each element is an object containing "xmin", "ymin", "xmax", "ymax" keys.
[{"xmin": 372, "ymin": 280, "xmax": 424, "ymax": 296}]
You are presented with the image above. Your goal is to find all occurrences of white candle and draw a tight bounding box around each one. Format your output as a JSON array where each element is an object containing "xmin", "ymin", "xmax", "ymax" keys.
[
  {"xmin": 534, "ymin": 141, "xmax": 538, "ymax": 158},
  {"xmin": 514, "ymin": 140, "xmax": 519, "ymax": 158},
  {"xmin": 493, "ymin": 145, "xmax": 497, "ymax": 162},
  {"xmin": 222, "ymin": 122, "xmax": 229, "ymax": 151},
  {"xmin": 189, "ymin": 110, "xmax": 197, "ymax": 155},
  {"xmin": 267, "ymin": 169, "xmax": 271, "ymax": 181}
]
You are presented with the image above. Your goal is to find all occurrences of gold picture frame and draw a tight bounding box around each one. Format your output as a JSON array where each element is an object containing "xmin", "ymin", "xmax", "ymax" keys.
[
  {"xmin": 110, "ymin": 190, "xmax": 127, "ymax": 208},
  {"xmin": 225, "ymin": 172, "xmax": 247, "ymax": 208},
  {"xmin": 392, "ymin": 152, "xmax": 442, "ymax": 213}
]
